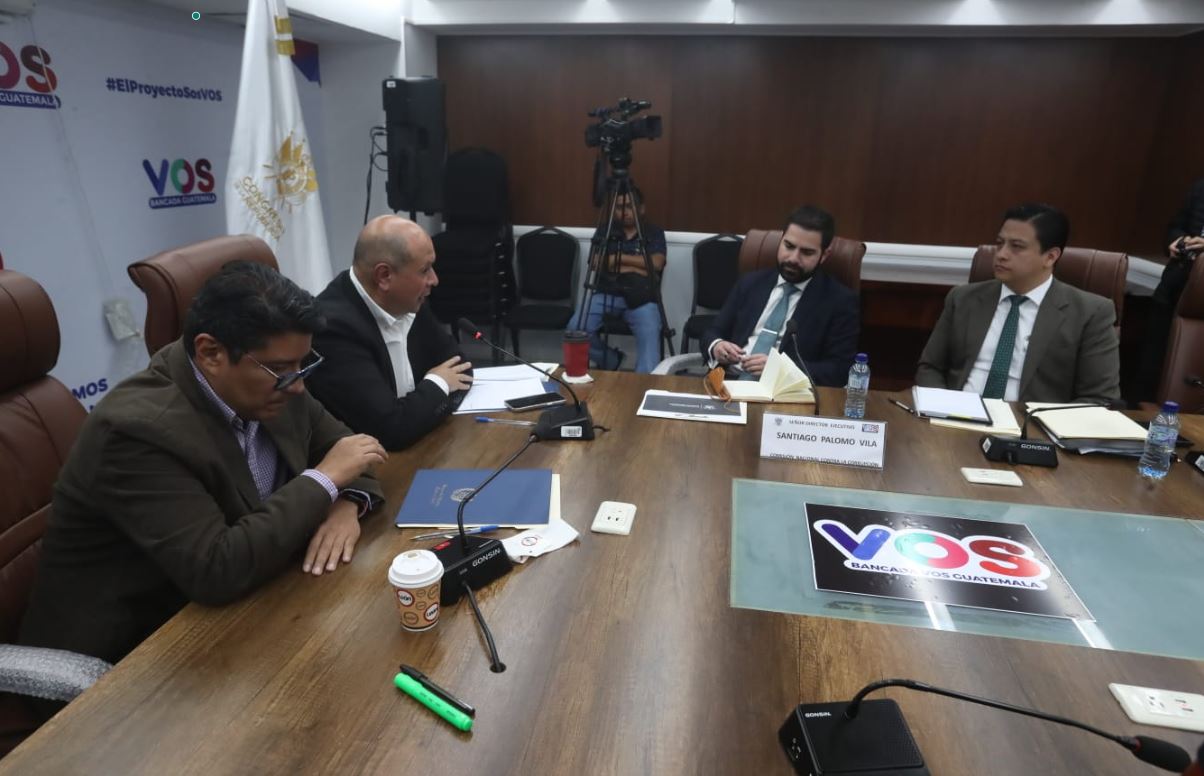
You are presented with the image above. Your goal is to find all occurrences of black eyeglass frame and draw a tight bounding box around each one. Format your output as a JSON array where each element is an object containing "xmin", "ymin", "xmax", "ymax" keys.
[{"xmin": 245, "ymin": 349, "xmax": 324, "ymax": 391}]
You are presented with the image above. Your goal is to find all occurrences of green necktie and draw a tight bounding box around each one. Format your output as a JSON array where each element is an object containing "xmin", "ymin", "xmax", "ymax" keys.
[
  {"xmin": 750, "ymin": 283, "xmax": 799, "ymax": 357},
  {"xmin": 982, "ymin": 295, "xmax": 1027, "ymax": 400}
]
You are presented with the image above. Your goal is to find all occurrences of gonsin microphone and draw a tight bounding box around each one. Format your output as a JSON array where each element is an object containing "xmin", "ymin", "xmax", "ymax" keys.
[
  {"xmin": 457, "ymin": 318, "xmax": 595, "ymax": 441},
  {"xmin": 430, "ymin": 435, "xmax": 536, "ymax": 607},
  {"xmin": 782, "ymin": 320, "xmax": 820, "ymax": 416},
  {"xmin": 779, "ymin": 677, "xmax": 1192, "ymax": 775},
  {"xmin": 980, "ymin": 403, "xmax": 1096, "ymax": 468}
]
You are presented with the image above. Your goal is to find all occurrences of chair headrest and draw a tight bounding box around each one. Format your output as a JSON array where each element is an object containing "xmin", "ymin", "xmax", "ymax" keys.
[
  {"xmin": 1178, "ymin": 257, "xmax": 1204, "ymax": 319},
  {"xmin": 0, "ymin": 270, "xmax": 61, "ymax": 393}
]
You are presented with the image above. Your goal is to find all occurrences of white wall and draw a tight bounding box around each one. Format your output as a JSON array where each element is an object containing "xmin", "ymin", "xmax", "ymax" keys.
[{"xmin": 317, "ymin": 39, "xmax": 404, "ymax": 269}]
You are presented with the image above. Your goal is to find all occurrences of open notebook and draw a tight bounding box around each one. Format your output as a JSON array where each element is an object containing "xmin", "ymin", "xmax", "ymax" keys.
[{"xmin": 722, "ymin": 349, "xmax": 814, "ymax": 403}]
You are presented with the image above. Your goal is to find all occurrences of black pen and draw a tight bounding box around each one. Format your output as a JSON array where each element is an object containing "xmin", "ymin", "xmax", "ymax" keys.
[
  {"xmin": 889, "ymin": 398, "xmax": 915, "ymax": 415},
  {"xmin": 399, "ymin": 664, "xmax": 476, "ymax": 718}
]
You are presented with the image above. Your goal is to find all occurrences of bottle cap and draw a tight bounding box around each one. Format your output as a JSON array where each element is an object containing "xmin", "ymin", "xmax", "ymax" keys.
[
  {"xmin": 1161, "ymin": 401, "xmax": 1179, "ymax": 413},
  {"xmin": 855, "ymin": 353, "xmax": 868, "ymax": 363}
]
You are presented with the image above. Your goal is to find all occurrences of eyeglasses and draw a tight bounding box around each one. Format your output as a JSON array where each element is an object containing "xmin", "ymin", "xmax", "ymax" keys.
[{"xmin": 246, "ymin": 349, "xmax": 324, "ymax": 391}]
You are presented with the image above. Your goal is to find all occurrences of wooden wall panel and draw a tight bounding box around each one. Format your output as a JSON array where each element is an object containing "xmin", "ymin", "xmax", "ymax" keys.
[
  {"xmin": 439, "ymin": 35, "xmax": 1187, "ymax": 253},
  {"xmin": 1131, "ymin": 32, "xmax": 1204, "ymax": 255}
]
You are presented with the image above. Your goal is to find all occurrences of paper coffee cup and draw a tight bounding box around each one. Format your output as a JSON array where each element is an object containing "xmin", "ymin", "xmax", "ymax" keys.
[{"xmin": 387, "ymin": 550, "xmax": 444, "ymax": 632}]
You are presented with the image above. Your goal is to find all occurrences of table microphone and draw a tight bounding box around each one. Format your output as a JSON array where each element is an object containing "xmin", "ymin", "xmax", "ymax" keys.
[
  {"xmin": 980, "ymin": 403, "xmax": 1097, "ymax": 468},
  {"xmin": 780, "ymin": 677, "xmax": 1191, "ymax": 774},
  {"xmin": 457, "ymin": 318, "xmax": 595, "ymax": 441},
  {"xmin": 430, "ymin": 433, "xmax": 534, "ymax": 606},
  {"xmin": 782, "ymin": 320, "xmax": 820, "ymax": 416}
]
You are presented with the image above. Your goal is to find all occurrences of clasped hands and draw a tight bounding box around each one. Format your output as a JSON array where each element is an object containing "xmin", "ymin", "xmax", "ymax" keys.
[{"xmin": 712, "ymin": 340, "xmax": 767, "ymax": 376}]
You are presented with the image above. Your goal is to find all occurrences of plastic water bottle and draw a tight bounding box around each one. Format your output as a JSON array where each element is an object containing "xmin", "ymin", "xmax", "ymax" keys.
[
  {"xmin": 1138, "ymin": 401, "xmax": 1180, "ymax": 481},
  {"xmin": 843, "ymin": 353, "xmax": 870, "ymax": 419}
]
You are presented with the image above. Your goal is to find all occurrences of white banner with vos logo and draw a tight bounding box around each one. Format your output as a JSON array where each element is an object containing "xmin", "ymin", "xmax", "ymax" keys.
[{"xmin": 0, "ymin": 0, "xmax": 323, "ymax": 408}]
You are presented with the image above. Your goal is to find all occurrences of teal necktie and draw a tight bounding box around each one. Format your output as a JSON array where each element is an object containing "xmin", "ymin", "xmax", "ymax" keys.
[
  {"xmin": 982, "ymin": 295, "xmax": 1027, "ymax": 400},
  {"xmin": 750, "ymin": 283, "xmax": 799, "ymax": 357}
]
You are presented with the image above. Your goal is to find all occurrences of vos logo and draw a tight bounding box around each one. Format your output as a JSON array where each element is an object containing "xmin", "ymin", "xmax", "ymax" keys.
[
  {"xmin": 142, "ymin": 158, "xmax": 217, "ymax": 210},
  {"xmin": 813, "ymin": 519, "xmax": 1052, "ymax": 590},
  {"xmin": 0, "ymin": 41, "xmax": 60, "ymax": 109}
]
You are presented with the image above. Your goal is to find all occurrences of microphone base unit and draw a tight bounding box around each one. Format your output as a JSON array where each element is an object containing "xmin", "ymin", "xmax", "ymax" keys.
[
  {"xmin": 432, "ymin": 535, "xmax": 513, "ymax": 606},
  {"xmin": 779, "ymin": 699, "xmax": 930, "ymax": 775},
  {"xmin": 535, "ymin": 401, "xmax": 595, "ymax": 441},
  {"xmin": 980, "ymin": 435, "xmax": 1058, "ymax": 467}
]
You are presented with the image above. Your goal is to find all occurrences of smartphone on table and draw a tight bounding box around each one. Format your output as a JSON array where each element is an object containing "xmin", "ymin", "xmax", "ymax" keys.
[{"xmin": 504, "ymin": 392, "xmax": 566, "ymax": 412}]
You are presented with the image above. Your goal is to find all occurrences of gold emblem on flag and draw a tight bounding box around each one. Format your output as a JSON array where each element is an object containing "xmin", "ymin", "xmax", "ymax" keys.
[
  {"xmin": 262, "ymin": 132, "xmax": 319, "ymax": 210},
  {"xmin": 274, "ymin": 15, "xmax": 295, "ymax": 55}
]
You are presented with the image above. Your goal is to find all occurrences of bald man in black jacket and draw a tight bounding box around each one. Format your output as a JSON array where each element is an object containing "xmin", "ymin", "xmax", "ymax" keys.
[{"xmin": 307, "ymin": 216, "xmax": 472, "ymax": 450}]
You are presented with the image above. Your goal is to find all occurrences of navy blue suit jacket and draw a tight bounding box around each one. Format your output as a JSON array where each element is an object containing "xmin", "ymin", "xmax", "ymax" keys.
[{"xmin": 701, "ymin": 268, "xmax": 859, "ymax": 387}]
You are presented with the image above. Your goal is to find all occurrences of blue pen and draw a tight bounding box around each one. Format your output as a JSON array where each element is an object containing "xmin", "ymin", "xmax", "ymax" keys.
[
  {"xmin": 411, "ymin": 524, "xmax": 501, "ymax": 542},
  {"xmin": 475, "ymin": 416, "xmax": 535, "ymax": 426}
]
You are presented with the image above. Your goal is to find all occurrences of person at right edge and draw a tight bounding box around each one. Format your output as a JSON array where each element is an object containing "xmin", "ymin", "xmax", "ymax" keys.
[
  {"xmin": 1136, "ymin": 177, "xmax": 1203, "ymax": 401},
  {"xmin": 916, "ymin": 203, "xmax": 1121, "ymax": 405}
]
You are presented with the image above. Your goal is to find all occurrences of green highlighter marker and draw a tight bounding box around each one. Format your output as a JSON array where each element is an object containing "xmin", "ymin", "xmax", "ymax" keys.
[{"xmin": 394, "ymin": 672, "xmax": 474, "ymax": 731}]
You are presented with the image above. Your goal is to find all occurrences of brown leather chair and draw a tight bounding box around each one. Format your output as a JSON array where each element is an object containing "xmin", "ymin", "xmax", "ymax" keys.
[
  {"xmin": 0, "ymin": 270, "xmax": 88, "ymax": 756},
  {"xmin": 737, "ymin": 229, "xmax": 866, "ymax": 293},
  {"xmin": 1156, "ymin": 257, "xmax": 1204, "ymax": 410},
  {"xmin": 968, "ymin": 245, "xmax": 1128, "ymax": 325},
  {"xmin": 128, "ymin": 235, "xmax": 278, "ymax": 355}
]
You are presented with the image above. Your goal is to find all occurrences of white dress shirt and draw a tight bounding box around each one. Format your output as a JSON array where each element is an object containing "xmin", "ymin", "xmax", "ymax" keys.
[
  {"xmin": 962, "ymin": 274, "xmax": 1053, "ymax": 402},
  {"xmin": 708, "ymin": 277, "xmax": 811, "ymax": 367},
  {"xmin": 348, "ymin": 270, "xmax": 448, "ymax": 397}
]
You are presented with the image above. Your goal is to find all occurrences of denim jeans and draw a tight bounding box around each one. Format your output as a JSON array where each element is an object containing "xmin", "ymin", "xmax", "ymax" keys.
[{"xmin": 570, "ymin": 292, "xmax": 662, "ymax": 373}]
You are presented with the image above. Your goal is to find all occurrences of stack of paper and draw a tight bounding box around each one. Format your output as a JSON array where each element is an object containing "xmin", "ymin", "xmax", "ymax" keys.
[
  {"xmin": 1023, "ymin": 403, "xmax": 1147, "ymax": 440},
  {"xmin": 1023, "ymin": 403, "xmax": 1147, "ymax": 455},
  {"xmin": 453, "ymin": 363, "xmax": 561, "ymax": 414}
]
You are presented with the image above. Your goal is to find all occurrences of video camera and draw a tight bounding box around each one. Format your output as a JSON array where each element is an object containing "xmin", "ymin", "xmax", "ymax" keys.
[{"xmin": 584, "ymin": 98, "xmax": 662, "ymax": 171}]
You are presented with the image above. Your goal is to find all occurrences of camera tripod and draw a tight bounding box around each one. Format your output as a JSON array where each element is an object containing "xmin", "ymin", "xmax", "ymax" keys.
[{"xmin": 572, "ymin": 170, "xmax": 676, "ymax": 369}]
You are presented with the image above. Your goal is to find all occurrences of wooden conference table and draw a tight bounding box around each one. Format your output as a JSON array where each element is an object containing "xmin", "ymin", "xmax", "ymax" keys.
[{"xmin": 4, "ymin": 373, "xmax": 1202, "ymax": 775}]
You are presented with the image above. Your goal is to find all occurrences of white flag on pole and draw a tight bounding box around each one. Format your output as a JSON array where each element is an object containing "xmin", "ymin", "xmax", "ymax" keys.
[{"xmin": 225, "ymin": 0, "xmax": 332, "ymax": 292}]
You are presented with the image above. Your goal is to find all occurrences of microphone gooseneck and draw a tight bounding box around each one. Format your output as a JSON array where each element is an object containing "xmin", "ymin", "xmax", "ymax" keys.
[
  {"xmin": 457, "ymin": 317, "xmax": 584, "ymax": 409},
  {"xmin": 453, "ymin": 433, "xmax": 537, "ymax": 552},
  {"xmin": 782, "ymin": 320, "xmax": 820, "ymax": 416},
  {"xmin": 842, "ymin": 678, "xmax": 1190, "ymax": 773}
]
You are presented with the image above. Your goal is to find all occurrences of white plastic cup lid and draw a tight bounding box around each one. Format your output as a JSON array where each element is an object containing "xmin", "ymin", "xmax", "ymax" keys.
[{"xmin": 388, "ymin": 550, "xmax": 444, "ymax": 588}]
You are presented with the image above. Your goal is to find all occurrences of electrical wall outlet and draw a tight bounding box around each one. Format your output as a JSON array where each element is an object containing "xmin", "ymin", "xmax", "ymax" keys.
[
  {"xmin": 590, "ymin": 501, "xmax": 636, "ymax": 536},
  {"xmin": 1109, "ymin": 683, "xmax": 1204, "ymax": 733}
]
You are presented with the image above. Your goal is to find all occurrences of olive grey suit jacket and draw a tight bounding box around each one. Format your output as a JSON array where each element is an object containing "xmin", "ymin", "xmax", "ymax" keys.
[
  {"xmin": 19, "ymin": 339, "xmax": 383, "ymax": 663},
  {"xmin": 915, "ymin": 278, "xmax": 1121, "ymax": 405}
]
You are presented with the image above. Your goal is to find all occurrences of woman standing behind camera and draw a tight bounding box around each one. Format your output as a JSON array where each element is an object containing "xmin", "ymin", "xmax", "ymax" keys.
[{"xmin": 1137, "ymin": 177, "xmax": 1203, "ymax": 401}]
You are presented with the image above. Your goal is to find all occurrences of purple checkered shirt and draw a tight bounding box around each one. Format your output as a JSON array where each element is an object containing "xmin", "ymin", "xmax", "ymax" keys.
[{"xmin": 190, "ymin": 360, "xmax": 337, "ymax": 502}]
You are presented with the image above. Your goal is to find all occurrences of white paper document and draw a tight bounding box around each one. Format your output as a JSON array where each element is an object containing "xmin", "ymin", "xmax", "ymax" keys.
[
  {"xmin": 473, "ymin": 364, "xmax": 559, "ymax": 382},
  {"xmin": 502, "ymin": 475, "xmax": 579, "ymax": 563},
  {"xmin": 454, "ymin": 377, "xmax": 546, "ymax": 413},
  {"xmin": 637, "ymin": 390, "xmax": 748, "ymax": 424},
  {"xmin": 760, "ymin": 413, "xmax": 886, "ymax": 469}
]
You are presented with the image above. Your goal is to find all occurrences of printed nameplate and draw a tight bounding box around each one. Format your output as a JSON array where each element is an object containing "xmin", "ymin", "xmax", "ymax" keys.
[{"xmin": 760, "ymin": 413, "xmax": 886, "ymax": 469}]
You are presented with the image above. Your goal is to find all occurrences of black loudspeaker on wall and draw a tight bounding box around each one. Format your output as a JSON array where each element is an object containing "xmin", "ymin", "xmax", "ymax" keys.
[{"xmin": 382, "ymin": 77, "xmax": 446, "ymax": 215}]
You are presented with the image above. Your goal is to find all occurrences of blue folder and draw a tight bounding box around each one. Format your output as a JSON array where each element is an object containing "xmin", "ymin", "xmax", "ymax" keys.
[{"xmin": 394, "ymin": 468, "xmax": 553, "ymax": 528}]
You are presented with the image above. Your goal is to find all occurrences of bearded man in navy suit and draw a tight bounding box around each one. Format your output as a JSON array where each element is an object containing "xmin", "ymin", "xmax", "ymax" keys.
[{"xmin": 702, "ymin": 205, "xmax": 859, "ymax": 386}]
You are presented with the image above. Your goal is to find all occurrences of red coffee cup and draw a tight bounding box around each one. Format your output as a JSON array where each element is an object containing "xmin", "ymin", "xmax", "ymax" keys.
[{"xmin": 563, "ymin": 330, "xmax": 590, "ymax": 378}]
